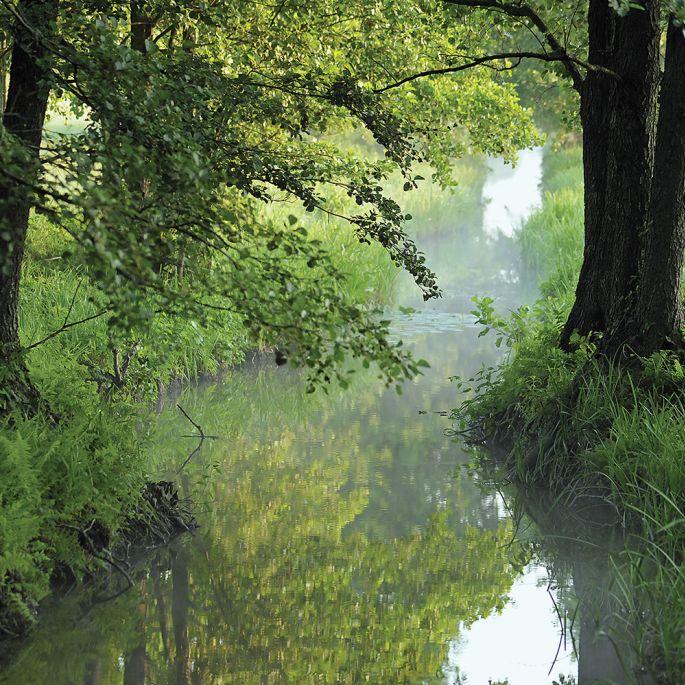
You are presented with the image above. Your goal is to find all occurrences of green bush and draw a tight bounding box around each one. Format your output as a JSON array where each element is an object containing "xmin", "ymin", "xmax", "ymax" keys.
[{"xmin": 0, "ymin": 389, "xmax": 147, "ymax": 635}]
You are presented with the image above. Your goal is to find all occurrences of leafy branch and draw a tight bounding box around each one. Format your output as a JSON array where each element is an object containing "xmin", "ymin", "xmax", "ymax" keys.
[{"xmin": 442, "ymin": 0, "xmax": 587, "ymax": 90}]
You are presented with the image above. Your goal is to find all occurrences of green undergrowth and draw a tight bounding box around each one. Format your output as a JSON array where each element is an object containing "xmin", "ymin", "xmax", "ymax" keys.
[
  {"xmin": 455, "ymin": 143, "xmax": 685, "ymax": 682},
  {"xmin": 518, "ymin": 143, "xmax": 583, "ymax": 302},
  {"xmin": 0, "ymin": 381, "xmax": 147, "ymax": 638}
]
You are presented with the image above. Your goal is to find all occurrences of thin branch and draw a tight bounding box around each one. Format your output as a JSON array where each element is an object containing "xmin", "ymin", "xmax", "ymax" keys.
[
  {"xmin": 547, "ymin": 578, "xmax": 566, "ymax": 676},
  {"xmin": 442, "ymin": 0, "xmax": 586, "ymax": 90},
  {"xmin": 119, "ymin": 343, "xmax": 139, "ymax": 380},
  {"xmin": 176, "ymin": 441, "xmax": 203, "ymax": 474},
  {"xmin": 177, "ymin": 403, "xmax": 205, "ymax": 439},
  {"xmin": 152, "ymin": 24, "xmax": 175, "ymax": 44},
  {"xmin": 176, "ymin": 403, "xmax": 219, "ymax": 474},
  {"xmin": 269, "ymin": 0, "xmax": 288, "ymax": 26},
  {"xmin": 24, "ymin": 308, "xmax": 109, "ymax": 351},
  {"xmin": 374, "ymin": 50, "xmax": 619, "ymax": 94},
  {"xmin": 57, "ymin": 521, "xmax": 134, "ymax": 602},
  {"xmin": 375, "ymin": 51, "xmax": 563, "ymax": 93},
  {"xmin": 63, "ymin": 277, "xmax": 82, "ymax": 326},
  {"xmin": 112, "ymin": 347, "xmax": 121, "ymax": 383}
]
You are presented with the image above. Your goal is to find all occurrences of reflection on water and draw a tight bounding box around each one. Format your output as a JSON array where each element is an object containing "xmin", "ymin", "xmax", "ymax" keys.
[{"xmin": 0, "ymin": 149, "xmax": 644, "ymax": 685}]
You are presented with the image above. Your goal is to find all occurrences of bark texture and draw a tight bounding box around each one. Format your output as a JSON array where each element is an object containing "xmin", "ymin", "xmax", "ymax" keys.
[
  {"xmin": 0, "ymin": 0, "xmax": 58, "ymax": 416},
  {"xmin": 630, "ymin": 25, "xmax": 685, "ymax": 354},
  {"xmin": 561, "ymin": 0, "xmax": 662, "ymax": 352},
  {"xmin": 560, "ymin": 0, "xmax": 614, "ymax": 341}
]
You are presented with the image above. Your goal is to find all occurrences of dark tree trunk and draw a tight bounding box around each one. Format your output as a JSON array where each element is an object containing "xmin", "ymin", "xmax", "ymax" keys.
[
  {"xmin": 0, "ymin": 0, "xmax": 58, "ymax": 417},
  {"xmin": 629, "ymin": 24, "xmax": 685, "ymax": 355},
  {"xmin": 151, "ymin": 556, "xmax": 172, "ymax": 663},
  {"xmin": 83, "ymin": 659, "xmax": 103, "ymax": 685},
  {"xmin": 123, "ymin": 645, "xmax": 147, "ymax": 685},
  {"xmin": 131, "ymin": 2, "xmax": 163, "ymax": 275},
  {"xmin": 131, "ymin": 1, "xmax": 153, "ymax": 55},
  {"xmin": 0, "ymin": 32, "xmax": 8, "ymax": 113},
  {"xmin": 123, "ymin": 601, "xmax": 148, "ymax": 685},
  {"xmin": 561, "ymin": 1, "xmax": 661, "ymax": 353},
  {"xmin": 560, "ymin": 0, "xmax": 613, "ymax": 343}
]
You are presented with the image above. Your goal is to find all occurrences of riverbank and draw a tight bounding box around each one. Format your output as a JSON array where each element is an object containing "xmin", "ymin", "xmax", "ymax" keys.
[
  {"xmin": 0, "ymin": 205, "xmax": 397, "ymax": 640},
  {"xmin": 458, "ymin": 142, "xmax": 685, "ymax": 683},
  {"xmin": 2, "ymin": 146, "xmax": 596, "ymax": 685}
]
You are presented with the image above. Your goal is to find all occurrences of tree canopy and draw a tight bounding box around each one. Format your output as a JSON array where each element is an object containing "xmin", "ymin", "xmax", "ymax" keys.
[{"xmin": 0, "ymin": 0, "xmax": 539, "ymax": 409}]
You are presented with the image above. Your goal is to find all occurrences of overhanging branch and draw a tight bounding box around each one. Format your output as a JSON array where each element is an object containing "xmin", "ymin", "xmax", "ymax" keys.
[
  {"xmin": 375, "ymin": 51, "xmax": 552, "ymax": 93},
  {"xmin": 442, "ymin": 0, "xmax": 585, "ymax": 91},
  {"xmin": 374, "ymin": 51, "xmax": 618, "ymax": 93}
]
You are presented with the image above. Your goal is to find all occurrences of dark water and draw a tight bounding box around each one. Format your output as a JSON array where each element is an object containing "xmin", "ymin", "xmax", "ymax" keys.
[{"xmin": 1, "ymin": 151, "xmax": 647, "ymax": 685}]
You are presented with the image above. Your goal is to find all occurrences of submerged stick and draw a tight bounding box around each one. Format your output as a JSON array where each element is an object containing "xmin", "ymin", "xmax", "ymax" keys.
[{"xmin": 176, "ymin": 403, "xmax": 219, "ymax": 473}]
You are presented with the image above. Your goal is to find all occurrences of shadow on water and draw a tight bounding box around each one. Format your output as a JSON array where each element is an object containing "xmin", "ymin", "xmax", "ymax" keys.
[{"xmin": 0, "ymin": 149, "xmax": 652, "ymax": 684}]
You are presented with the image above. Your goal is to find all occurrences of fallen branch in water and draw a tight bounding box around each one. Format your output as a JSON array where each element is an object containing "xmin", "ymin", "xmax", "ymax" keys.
[
  {"xmin": 57, "ymin": 521, "xmax": 134, "ymax": 603},
  {"xmin": 176, "ymin": 403, "xmax": 220, "ymax": 473}
]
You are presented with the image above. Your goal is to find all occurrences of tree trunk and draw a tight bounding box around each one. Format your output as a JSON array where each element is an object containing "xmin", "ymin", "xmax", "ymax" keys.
[
  {"xmin": 559, "ymin": 0, "xmax": 613, "ymax": 344},
  {"xmin": 123, "ymin": 598, "xmax": 149, "ymax": 685},
  {"xmin": 561, "ymin": 1, "xmax": 661, "ymax": 353},
  {"xmin": 172, "ymin": 550, "xmax": 191, "ymax": 685},
  {"xmin": 131, "ymin": 1, "xmax": 153, "ymax": 55},
  {"xmin": 629, "ymin": 24, "xmax": 685, "ymax": 355},
  {"xmin": 0, "ymin": 0, "xmax": 58, "ymax": 417},
  {"xmin": 0, "ymin": 32, "xmax": 8, "ymax": 113}
]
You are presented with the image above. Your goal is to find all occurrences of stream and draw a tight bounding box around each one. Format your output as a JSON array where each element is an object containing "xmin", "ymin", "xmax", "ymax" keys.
[{"xmin": 1, "ymin": 150, "xmax": 647, "ymax": 685}]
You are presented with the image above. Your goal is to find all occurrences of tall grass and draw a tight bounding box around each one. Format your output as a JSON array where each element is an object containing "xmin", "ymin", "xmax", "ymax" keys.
[
  {"xmin": 399, "ymin": 157, "xmax": 486, "ymax": 238},
  {"xmin": 262, "ymin": 154, "xmax": 487, "ymax": 305},
  {"xmin": 20, "ymin": 250, "xmax": 247, "ymax": 399},
  {"xmin": 264, "ymin": 198, "xmax": 399, "ymax": 304},
  {"xmin": 0, "ymin": 369, "xmax": 148, "ymax": 638},
  {"xmin": 518, "ymin": 145, "xmax": 584, "ymax": 302}
]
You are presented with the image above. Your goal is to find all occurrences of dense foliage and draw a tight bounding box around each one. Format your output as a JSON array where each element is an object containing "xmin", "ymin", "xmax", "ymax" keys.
[
  {"xmin": 0, "ymin": 0, "xmax": 540, "ymax": 636},
  {"xmin": 1, "ymin": 0, "xmax": 539, "ymax": 392}
]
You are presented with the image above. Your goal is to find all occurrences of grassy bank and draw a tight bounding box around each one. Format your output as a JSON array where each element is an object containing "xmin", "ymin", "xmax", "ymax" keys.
[{"xmin": 457, "ymin": 144, "xmax": 685, "ymax": 683}]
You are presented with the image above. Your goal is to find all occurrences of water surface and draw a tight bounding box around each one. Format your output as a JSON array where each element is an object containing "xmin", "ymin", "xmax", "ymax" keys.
[{"xmin": 1, "ymin": 149, "xmax": 643, "ymax": 685}]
